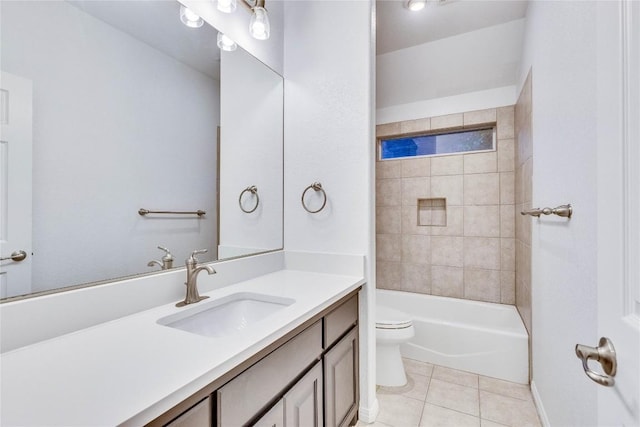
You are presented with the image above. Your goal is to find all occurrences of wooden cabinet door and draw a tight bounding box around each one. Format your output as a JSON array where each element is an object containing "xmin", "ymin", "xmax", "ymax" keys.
[
  {"xmin": 283, "ymin": 362, "xmax": 323, "ymax": 427},
  {"xmin": 166, "ymin": 397, "xmax": 212, "ymax": 427},
  {"xmin": 324, "ymin": 328, "xmax": 358, "ymax": 427},
  {"xmin": 254, "ymin": 400, "xmax": 284, "ymax": 427}
]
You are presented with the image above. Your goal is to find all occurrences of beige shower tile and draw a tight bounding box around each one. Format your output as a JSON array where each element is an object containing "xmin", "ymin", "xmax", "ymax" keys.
[
  {"xmin": 514, "ymin": 165, "xmax": 524, "ymax": 205},
  {"xmin": 500, "ymin": 172, "xmax": 515, "ymax": 204},
  {"xmin": 480, "ymin": 420, "xmax": 509, "ymax": 427},
  {"xmin": 479, "ymin": 376, "xmax": 532, "ymax": 401},
  {"xmin": 402, "ymin": 177, "xmax": 430, "ymax": 206},
  {"xmin": 464, "ymin": 268, "xmax": 501, "ymax": 303},
  {"xmin": 377, "ymin": 206, "xmax": 402, "ymax": 235},
  {"xmin": 431, "ymin": 236, "xmax": 464, "ymax": 267},
  {"xmin": 431, "ymin": 206, "xmax": 464, "ymax": 236},
  {"xmin": 464, "ymin": 206, "xmax": 500, "ymax": 237},
  {"xmin": 378, "ymin": 371, "xmax": 431, "ymax": 402},
  {"xmin": 500, "ymin": 205, "xmax": 515, "ymax": 238},
  {"xmin": 377, "ymin": 160, "xmax": 402, "ymax": 179},
  {"xmin": 463, "ymin": 108, "xmax": 496, "ymax": 126},
  {"xmin": 500, "ymin": 270, "xmax": 516, "ymax": 304},
  {"xmin": 377, "ymin": 234, "xmax": 402, "ymax": 262},
  {"xmin": 464, "ymin": 174, "xmax": 500, "ymax": 205},
  {"xmin": 401, "ymin": 117, "xmax": 431, "ymax": 134},
  {"xmin": 497, "ymin": 139, "xmax": 515, "ymax": 172},
  {"xmin": 432, "ymin": 366, "xmax": 479, "ymax": 389},
  {"xmin": 431, "ymin": 113, "xmax": 464, "ymax": 131},
  {"xmin": 377, "ymin": 122, "xmax": 401, "ymax": 138},
  {"xmin": 479, "ymin": 390, "xmax": 541, "ymax": 427},
  {"xmin": 496, "ymin": 106, "xmax": 515, "ymax": 139},
  {"xmin": 402, "ymin": 235, "xmax": 431, "ymax": 265},
  {"xmin": 431, "ymin": 155, "xmax": 463, "ymax": 176},
  {"xmin": 402, "ymin": 205, "xmax": 431, "ymax": 236},
  {"xmin": 376, "ymin": 261, "xmax": 402, "ymax": 290},
  {"xmin": 501, "ymin": 238, "xmax": 516, "ymax": 271},
  {"xmin": 426, "ymin": 379, "xmax": 479, "ymax": 416},
  {"xmin": 402, "ymin": 157, "xmax": 431, "ymax": 178},
  {"xmin": 420, "ymin": 403, "xmax": 480, "ymax": 427},
  {"xmin": 464, "ymin": 152, "xmax": 497, "ymax": 174},
  {"xmin": 464, "ymin": 237, "xmax": 501, "ymax": 270},
  {"xmin": 377, "ymin": 394, "xmax": 425, "ymax": 427},
  {"xmin": 431, "ymin": 266, "xmax": 464, "ymax": 298},
  {"xmin": 402, "ymin": 262, "xmax": 431, "ymax": 294},
  {"xmin": 377, "ymin": 178, "xmax": 401, "ymax": 207},
  {"xmin": 431, "ymin": 175, "xmax": 464, "ymax": 206},
  {"xmin": 523, "ymin": 159, "xmax": 533, "ymax": 204}
]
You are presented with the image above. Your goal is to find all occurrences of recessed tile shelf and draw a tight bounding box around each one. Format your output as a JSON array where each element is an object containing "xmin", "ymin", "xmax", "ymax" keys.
[{"xmin": 418, "ymin": 198, "xmax": 447, "ymax": 227}]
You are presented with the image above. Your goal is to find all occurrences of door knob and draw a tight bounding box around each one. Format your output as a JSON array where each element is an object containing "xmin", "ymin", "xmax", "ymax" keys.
[
  {"xmin": 0, "ymin": 250, "xmax": 27, "ymax": 262},
  {"xmin": 575, "ymin": 337, "xmax": 617, "ymax": 387}
]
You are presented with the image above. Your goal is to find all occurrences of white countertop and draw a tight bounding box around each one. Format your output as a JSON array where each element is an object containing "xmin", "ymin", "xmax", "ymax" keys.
[{"xmin": 0, "ymin": 269, "xmax": 364, "ymax": 426}]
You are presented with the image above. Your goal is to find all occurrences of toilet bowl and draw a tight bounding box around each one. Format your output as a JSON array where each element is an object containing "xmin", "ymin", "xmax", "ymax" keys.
[{"xmin": 376, "ymin": 305, "xmax": 415, "ymax": 387}]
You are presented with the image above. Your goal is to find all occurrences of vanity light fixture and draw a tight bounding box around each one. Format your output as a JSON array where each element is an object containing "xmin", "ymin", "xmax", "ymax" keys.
[
  {"xmin": 249, "ymin": 0, "xmax": 270, "ymax": 40},
  {"xmin": 407, "ymin": 0, "xmax": 427, "ymax": 11},
  {"xmin": 217, "ymin": 0, "xmax": 237, "ymax": 14},
  {"xmin": 179, "ymin": 5, "xmax": 204, "ymax": 28},
  {"xmin": 217, "ymin": 32, "xmax": 238, "ymax": 51}
]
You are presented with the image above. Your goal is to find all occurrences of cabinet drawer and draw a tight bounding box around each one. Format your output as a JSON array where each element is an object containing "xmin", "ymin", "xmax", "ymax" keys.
[
  {"xmin": 217, "ymin": 321, "xmax": 323, "ymax": 426},
  {"xmin": 324, "ymin": 295, "xmax": 358, "ymax": 348},
  {"xmin": 165, "ymin": 397, "xmax": 212, "ymax": 427}
]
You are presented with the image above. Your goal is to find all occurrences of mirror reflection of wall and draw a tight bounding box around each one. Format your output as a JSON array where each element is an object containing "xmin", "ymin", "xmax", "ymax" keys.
[{"xmin": 0, "ymin": 1, "xmax": 283, "ymax": 299}]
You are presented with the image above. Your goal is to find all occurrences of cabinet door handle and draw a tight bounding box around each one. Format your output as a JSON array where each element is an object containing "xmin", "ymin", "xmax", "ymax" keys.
[{"xmin": 575, "ymin": 337, "xmax": 617, "ymax": 387}]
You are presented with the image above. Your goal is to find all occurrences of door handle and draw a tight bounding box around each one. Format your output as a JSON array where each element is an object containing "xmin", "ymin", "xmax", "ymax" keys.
[
  {"xmin": 575, "ymin": 337, "xmax": 617, "ymax": 387},
  {"xmin": 0, "ymin": 250, "xmax": 27, "ymax": 262}
]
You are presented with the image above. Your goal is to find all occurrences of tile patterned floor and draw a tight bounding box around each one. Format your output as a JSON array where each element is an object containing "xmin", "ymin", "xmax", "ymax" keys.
[{"xmin": 358, "ymin": 358, "xmax": 542, "ymax": 427}]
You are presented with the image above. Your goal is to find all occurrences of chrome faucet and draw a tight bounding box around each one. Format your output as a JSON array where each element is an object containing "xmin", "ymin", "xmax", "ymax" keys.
[
  {"xmin": 147, "ymin": 246, "xmax": 174, "ymax": 270},
  {"xmin": 176, "ymin": 249, "xmax": 216, "ymax": 307}
]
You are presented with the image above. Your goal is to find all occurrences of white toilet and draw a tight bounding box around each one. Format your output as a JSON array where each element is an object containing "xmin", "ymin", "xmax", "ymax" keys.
[{"xmin": 376, "ymin": 305, "xmax": 415, "ymax": 387}]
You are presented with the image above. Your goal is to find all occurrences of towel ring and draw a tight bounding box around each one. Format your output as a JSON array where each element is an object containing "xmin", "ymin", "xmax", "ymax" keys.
[
  {"xmin": 301, "ymin": 182, "xmax": 327, "ymax": 213},
  {"xmin": 239, "ymin": 186, "xmax": 259, "ymax": 213}
]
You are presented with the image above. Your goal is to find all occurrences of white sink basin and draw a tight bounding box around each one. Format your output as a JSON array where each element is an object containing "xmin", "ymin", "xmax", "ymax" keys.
[{"xmin": 158, "ymin": 292, "xmax": 295, "ymax": 338}]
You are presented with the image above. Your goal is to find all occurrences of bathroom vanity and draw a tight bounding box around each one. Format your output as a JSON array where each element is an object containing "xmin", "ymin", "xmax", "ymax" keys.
[
  {"xmin": 0, "ymin": 266, "xmax": 364, "ymax": 426},
  {"xmin": 153, "ymin": 292, "xmax": 359, "ymax": 427}
]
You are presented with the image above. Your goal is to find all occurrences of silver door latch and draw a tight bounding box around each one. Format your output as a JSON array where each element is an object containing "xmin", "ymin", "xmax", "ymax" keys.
[{"xmin": 575, "ymin": 337, "xmax": 617, "ymax": 387}]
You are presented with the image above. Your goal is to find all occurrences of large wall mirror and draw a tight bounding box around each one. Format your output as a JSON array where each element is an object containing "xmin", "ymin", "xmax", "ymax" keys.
[{"xmin": 0, "ymin": 0, "xmax": 284, "ymax": 300}]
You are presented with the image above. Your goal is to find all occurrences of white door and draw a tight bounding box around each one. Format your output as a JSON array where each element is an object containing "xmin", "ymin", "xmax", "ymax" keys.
[
  {"xmin": 0, "ymin": 71, "xmax": 33, "ymax": 298},
  {"xmin": 595, "ymin": 1, "xmax": 640, "ymax": 425}
]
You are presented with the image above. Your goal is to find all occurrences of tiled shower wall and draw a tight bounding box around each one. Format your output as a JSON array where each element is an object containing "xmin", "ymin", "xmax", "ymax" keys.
[
  {"xmin": 515, "ymin": 72, "xmax": 533, "ymax": 333},
  {"xmin": 375, "ymin": 107, "xmax": 516, "ymax": 304}
]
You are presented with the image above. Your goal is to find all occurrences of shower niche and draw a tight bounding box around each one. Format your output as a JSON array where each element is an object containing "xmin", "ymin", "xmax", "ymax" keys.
[{"xmin": 417, "ymin": 198, "xmax": 447, "ymax": 227}]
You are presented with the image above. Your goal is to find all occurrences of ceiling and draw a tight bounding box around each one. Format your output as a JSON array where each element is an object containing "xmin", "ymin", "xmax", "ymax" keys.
[
  {"xmin": 376, "ymin": 0, "xmax": 529, "ymax": 55},
  {"xmin": 67, "ymin": 0, "xmax": 221, "ymax": 80}
]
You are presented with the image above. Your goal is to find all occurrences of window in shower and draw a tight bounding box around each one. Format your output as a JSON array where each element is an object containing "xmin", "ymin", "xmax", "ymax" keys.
[{"xmin": 378, "ymin": 126, "xmax": 495, "ymax": 160}]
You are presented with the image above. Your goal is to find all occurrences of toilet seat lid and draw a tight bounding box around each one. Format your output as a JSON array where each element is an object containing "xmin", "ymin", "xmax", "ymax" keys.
[{"xmin": 376, "ymin": 305, "xmax": 412, "ymax": 329}]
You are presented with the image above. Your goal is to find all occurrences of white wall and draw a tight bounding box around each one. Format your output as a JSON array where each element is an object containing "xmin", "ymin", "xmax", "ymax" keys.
[
  {"xmin": 283, "ymin": 0, "xmax": 377, "ymax": 421},
  {"xmin": 1, "ymin": 1, "xmax": 219, "ymax": 294},
  {"xmin": 219, "ymin": 46, "xmax": 283, "ymax": 256},
  {"xmin": 518, "ymin": 2, "xmax": 598, "ymax": 425},
  {"xmin": 377, "ymin": 19, "xmax": 524, "ymax": 111}
]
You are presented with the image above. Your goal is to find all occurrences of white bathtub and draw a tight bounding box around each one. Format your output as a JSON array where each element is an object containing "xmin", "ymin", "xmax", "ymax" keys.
[{"xmin": 377, "ymin": 289, "xmax": 529, "ymax": 384}]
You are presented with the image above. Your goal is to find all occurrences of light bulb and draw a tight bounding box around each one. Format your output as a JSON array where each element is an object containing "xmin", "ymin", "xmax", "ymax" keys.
[
  {"xmin": 249, "ymin": 7, "xmax": 270, "ymax": 40},
  {"xmin": 217, "ymin": 0, "xmax": 236, "ymax": 14},
  {"xmin": 180, "ymin": 5, "xmax": 204, "ymax": 28},
  {"xmin": 407, "ymin": 0, "xmax": 426, "ymax": 11},
  {"xmin": 217, "ymin": 32, "xmax": 237, "ymax": 51}
]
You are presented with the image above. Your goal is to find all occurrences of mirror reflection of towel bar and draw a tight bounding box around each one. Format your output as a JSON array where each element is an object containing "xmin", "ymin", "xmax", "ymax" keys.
[
  {"xmin": 520, "ymin": 204, "xmax": 572, "ymax": 218},
  {"xmin": 138, "ymin": 208, "xmax": 206, "ymax": 217}
]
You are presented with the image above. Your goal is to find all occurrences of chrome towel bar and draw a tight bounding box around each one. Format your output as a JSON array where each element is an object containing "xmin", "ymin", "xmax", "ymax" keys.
[
  {"xmin": 138, "ymin": 208, "xmax": 206, "ymax": 217},
  {"xmin": 521, "ymin": 204, "xmax": 572, "ymax": 218}
]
